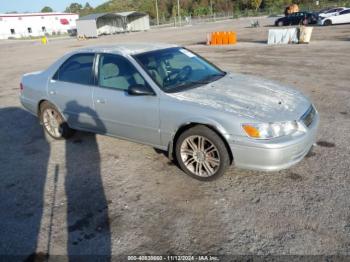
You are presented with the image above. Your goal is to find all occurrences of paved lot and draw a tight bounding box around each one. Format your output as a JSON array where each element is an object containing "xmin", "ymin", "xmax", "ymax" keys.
[{"xmin": 0, "ymin": 17, "xmax": 350, "ymax": 258}]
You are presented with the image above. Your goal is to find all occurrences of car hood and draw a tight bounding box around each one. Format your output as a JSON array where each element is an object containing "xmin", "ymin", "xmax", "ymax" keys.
[
  {"xmin": 319, "ymin": 14, "xmax": 331, "ymax": 18},
  {"xmin": 167, "ymin": 73, "xmax": 311, "ymax": 122}
]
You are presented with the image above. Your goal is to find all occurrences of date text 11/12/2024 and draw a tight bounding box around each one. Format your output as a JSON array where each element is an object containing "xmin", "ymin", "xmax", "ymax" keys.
[{"xmin": 127, "ymin": 255, "xmax": 219, "ymax": 261}]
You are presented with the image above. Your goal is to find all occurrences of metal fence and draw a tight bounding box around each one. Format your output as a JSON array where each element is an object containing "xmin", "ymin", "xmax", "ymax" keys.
[
  {"xmin": 150, "ymin": 12, "xmax": 247, "ymax": 28},
  {"xmin": 150, "ymin": 11, "xmax": 279, "ymax": 29},
  {"xmin": 150, "ymin": 0, "xmax": 350, "ymax": 28}
]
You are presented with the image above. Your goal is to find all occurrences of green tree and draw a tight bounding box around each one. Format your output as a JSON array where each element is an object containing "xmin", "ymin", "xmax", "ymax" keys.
[
  {"xmin": 138, "ymin": 0, "xmax": 156, "ymax": 18},
  {"xmin": 65, "ymin": 3, "xmax": 83, "ymax": 14},
  {"xmin": 84, "ymin": 2, "xmax": 92, "ymax": 10},
  {"xmin": 251, "ymin": 0, "xmax": 263, "ymax": 10},
  {"xmin": 79, "ymin": 2, "xmax": 94, "ymax": 16},
  {"xmin": 41, "ymin": 6, "xmax": 53, "ymax": 13},
  {"xmin": 84, "ymin": 0, "xmax": 327, "ymax": 19}
]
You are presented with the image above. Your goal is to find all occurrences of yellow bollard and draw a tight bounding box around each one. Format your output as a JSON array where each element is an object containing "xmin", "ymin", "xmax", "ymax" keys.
[
  {"xmin": 77, "ymin": 35, "xmax": 87, "ymax": 41},
  {"xmin": 41, "ymin": 36, "xmax": 48, "ymax": 45}
]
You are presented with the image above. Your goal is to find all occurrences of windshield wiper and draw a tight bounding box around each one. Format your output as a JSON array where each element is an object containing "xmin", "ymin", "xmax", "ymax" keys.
[
  {"xmin": 182, "ymin": 72, "xmax": 227, "ymax": 87},
  {"xmin": 173, "ymin": 80, "xmax": 204, "ymax": 89},
  {"xmin": 165, "ymin": 72, "xmax": 227, "ymax": 93},
  {"xmin": 197, "ymin": 72, "xmax": 226, "ymax": 84}
]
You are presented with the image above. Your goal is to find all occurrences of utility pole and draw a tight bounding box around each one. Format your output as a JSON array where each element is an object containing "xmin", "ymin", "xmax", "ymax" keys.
[
  {"xmin": 155, "ymin": 0, "xmax": 159, "ymax": 26},
  {"xmin": 177, "ymin": 0, "xmax": 181, "ymax": 26},
  {"xmin": 210, "ymin": 0, "xmax": 213, "ymax": 17}
]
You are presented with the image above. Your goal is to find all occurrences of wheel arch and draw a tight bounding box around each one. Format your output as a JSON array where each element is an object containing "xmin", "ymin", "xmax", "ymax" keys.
[
  {"xmin": 37, "ymin": 99, "xmax": 67, "ymax": 123},
  {"xmin": 168, "ymin": 122, "xmax": 234, "ymax": 165},
  {"xmin": 324, "ymin": 19, "xmax": 332, "ymax": 25},
  {"xmin": 37, "ymin": 99, "xmax": 47, "ymax": 117}
]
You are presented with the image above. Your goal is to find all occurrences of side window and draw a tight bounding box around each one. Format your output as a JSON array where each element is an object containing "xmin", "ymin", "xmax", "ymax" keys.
[
  {"xmin": 340, "ymin": 10, "xmax": 350, "ymax": 15},
  {"xmin": 326, "ymin": 9, "xmax": 336, "ymax": 13},
  {"xmin": 53, "ymin": 53, "xmax": 95, "ymax": 85},
  {"xmin": 98, "ymin": 54, "xmax": 146, "ymax": 91}
]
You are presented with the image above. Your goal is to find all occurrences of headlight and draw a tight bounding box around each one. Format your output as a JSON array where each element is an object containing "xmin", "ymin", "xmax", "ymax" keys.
[{"xmin": 242, "ymin": 121, "xmax": 299, "ymax": 139}]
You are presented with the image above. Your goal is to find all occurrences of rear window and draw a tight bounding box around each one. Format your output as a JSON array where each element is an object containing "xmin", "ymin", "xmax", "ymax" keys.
[{"xmin": 53, "ymin": 53, "xmax": 95, "ymax": 85}]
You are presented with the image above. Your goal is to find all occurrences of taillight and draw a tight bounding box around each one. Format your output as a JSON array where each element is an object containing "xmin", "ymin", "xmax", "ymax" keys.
[{"xmin": 20, "ymin": 83, "xmax": 24, "ymax": 92}]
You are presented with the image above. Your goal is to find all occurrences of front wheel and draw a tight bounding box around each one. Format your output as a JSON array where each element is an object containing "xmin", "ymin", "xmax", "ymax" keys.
[
  {"xmin": 40, "ymin": 101, "xmax": 74, "ymax": 139},
  {"xmin": 324, "ymin": 20, "xmax": 332, "ymax": 26},
  {"xmin": 175, "ymin": 126, "xmax": 230, "ymax": 181}
]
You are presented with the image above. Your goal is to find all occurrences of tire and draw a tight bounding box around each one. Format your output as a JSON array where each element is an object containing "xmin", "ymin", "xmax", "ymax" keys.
[
  {"xmin": 302, "ymin": 19, "xmax": 309, "ymax": 25},
  {"xmin": 175, "ymin": 125, "xmax": 230, "ymax": 181},
  {"xmin": 324, "ymin": 20, "xmax": 332, "ymax": 26},
  {"xmin": 40, "ymin": 101, "xmax": 74, "ymax": 139},
  {"xmin": 278, "ymin": 21, "xmax": 284, "ymax": 27}
]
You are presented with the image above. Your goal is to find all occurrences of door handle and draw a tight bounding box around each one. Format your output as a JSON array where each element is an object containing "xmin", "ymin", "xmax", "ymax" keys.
[
  {"xmin": 96, "ymin": 98, "xmax": 106, "ymax": 104},
  {"xmin": 49, "ymin": 90, "xmax": 56, "ymax": 95}
]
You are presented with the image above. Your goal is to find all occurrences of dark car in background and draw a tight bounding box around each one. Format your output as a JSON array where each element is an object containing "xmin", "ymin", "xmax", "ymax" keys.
[{"xmin": 275, "ymin": 12, "xmax": 318, "ymax": 26}]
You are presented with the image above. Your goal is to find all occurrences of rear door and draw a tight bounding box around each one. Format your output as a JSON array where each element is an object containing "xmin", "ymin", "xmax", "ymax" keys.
[
  {"xmin": 296, "ymin": 12, "xmax": 304, "ymax": 24},
  {"xmin": 289, "ymin": 13, "xmax": 298, "ymax": 24},
  {"xmin": 48, "ymin": 53, "xmax": 99, "ymax": 131},
  {"xmin": 93, "ymin": 53, "xmax": 160, "ymax": 146}
]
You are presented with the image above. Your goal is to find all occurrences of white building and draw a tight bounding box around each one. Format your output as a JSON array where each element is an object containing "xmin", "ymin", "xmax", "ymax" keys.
[
  {"xmin": 76, "ymin": 11, "xmax": 150, "ymax": 38},
  {"xmin": 0, "ymin": 12, "xmax": 79, "ymax": 39}
]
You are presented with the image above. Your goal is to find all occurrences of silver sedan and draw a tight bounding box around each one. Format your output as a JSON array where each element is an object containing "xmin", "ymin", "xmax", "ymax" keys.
[{"xmin": 20, "ymin": 43, "xmax": 319, "ymax": 180}]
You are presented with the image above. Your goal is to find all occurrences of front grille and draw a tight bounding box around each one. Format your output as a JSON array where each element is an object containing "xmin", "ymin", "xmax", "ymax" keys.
[{"xmin": 301, "ymin": 105, "xmax": 316, "ymax": 127}]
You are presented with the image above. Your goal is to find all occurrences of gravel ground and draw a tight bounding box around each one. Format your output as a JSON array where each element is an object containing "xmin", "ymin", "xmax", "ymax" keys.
[{"xmin": 0, "ymin": 17, "xmax": 349, "ymax": 260}]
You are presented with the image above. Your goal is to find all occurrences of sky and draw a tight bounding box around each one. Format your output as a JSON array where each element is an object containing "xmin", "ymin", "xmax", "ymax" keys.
[{"xmin": 0, "ymin": 0, "xmax": 106, "ymax": 13}]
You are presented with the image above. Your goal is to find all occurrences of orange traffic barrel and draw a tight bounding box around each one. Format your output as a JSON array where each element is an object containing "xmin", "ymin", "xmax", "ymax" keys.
[
  {"xmin": 208, "ymin": 31, "xmax": 237, "ymax": 45},
  {"xmin": 228, "ymin": 32, "xmax": 237, "ymax": 44},
  {"xmin": 222, "ymin": 32, "xmax": 229, "ymax": 44},
  {"xmin": 216, "ymin": 32, "xmax": 223, "ymax": 45},
  {"xmin": 211, "ymin": 32, "xmax": 218, "ymax": 45}
]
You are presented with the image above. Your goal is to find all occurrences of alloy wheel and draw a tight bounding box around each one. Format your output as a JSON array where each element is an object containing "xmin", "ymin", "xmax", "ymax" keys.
[
  {"xmin": 42, "ymin": 108, "xmax": 62, "ymax": 138},
  {"xmin": 180, "ymin": 135, "xmax": 221, "ymax": 177}
]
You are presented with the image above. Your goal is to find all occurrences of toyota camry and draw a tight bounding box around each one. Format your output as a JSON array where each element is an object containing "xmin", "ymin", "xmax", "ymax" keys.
[{"xmin": 20, "ymin": 43, "xmax": 319, "ymax": 180}]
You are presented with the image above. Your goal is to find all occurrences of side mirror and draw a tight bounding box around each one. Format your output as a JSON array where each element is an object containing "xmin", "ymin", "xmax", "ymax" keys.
[{"xmin": 128, "ymin": 84, "xmax": 155, "ymax": 96}]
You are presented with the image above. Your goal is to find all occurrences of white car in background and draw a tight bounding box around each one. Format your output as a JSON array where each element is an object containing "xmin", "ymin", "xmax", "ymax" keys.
[
  {"xmin": 319, "ymin": 8, "xmax": 350, "ymax": 26},
  {"xmin": 318, "ymin": 7, "xmax": 348, "ymax": 19}
]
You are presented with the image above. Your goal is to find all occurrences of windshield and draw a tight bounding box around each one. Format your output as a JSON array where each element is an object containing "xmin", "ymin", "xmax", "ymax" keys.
[{"xmin": 133, "ymin": 47, "xmax": 226, "ymax": 93}]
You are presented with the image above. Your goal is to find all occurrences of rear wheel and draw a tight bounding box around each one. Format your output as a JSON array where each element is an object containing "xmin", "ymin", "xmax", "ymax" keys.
[
  {"xmin": 40, "ymin": 101, "xmax": 74, "ymax": 139},
  {"xmin": 175, "ymin": 126, "xmax": 230, "ymax": 181},
  {"xmin": 324, "ymin": 20, "xmax": 332, "ymax": 26},
  {"xmin": 278, "ymin": 21, "xmax": 284, "ymax": 27}
]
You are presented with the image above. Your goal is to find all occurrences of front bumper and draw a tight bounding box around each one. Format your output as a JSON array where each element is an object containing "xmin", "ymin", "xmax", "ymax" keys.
[
  {"xmin": 317, "ymin": 19, "xmax": 325, "ymax": 25},
  {"xmin": 229, "ymin": 113, "xmax": 319, "ymax": 172}
]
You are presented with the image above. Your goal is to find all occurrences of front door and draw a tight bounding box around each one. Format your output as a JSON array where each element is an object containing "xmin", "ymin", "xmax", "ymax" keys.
[
  {"xmin": 333, "ymin": 9, "xmax": 350, "ymax": 24},
  {"xmin": 93, "ymin": 53, "xmax": 160, "ymax": 146}
]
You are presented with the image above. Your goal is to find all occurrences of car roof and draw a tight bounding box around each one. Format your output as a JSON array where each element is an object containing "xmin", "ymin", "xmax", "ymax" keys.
[
  {"xmin": 322, "ymin": 7, "xmax": 347, "ymax": 12},
  {"xmin": 286, "ymin": 11, "xmax": 309, "ymax": 15},
  {"xmin": 329, "ymin": 7, "xmax": 347, "ymax": 10},
  {"xmin": 75, "ymin": 43, "xmax": 179, "ymax": 56}
]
